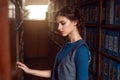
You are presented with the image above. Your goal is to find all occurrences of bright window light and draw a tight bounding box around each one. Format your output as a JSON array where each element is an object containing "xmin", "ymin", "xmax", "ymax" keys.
[{"xmin": 25, "ymin": 5, "xmax": 48, "ymax": 20}]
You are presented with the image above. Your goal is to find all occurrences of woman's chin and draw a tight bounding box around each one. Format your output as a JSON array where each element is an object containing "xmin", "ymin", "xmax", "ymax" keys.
[{"xmin": 61, "ymin": 34, "xmax": 67, "ymax": 37}]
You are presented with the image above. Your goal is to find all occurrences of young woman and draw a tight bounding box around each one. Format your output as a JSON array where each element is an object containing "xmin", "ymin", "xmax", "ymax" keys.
[{"xmin": 17, "ymin": 5, "xmax": 91, "ymax": 80}]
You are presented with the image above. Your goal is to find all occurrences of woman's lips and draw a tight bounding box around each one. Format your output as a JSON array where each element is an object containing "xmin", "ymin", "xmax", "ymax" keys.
[{"xmin": 60, "ymin": 31, "xmax": 64, "ymax": 34}]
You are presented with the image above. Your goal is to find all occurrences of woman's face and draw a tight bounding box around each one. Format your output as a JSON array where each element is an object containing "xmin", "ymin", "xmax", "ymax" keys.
[{"xmin": 57, "ymin": 16, "xmax": 77, "ymax": 37}]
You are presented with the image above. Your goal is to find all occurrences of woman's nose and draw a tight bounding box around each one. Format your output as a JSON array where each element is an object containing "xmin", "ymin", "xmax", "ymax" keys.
[{"xmin": 57, "ymin": 24, "xmax": 62, "ymax": 31}]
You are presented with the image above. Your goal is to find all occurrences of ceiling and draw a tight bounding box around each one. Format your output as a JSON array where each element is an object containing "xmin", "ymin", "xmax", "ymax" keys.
[{"xmin": 25, "ymin": 0, "xmax": 48, "ymax": 5}]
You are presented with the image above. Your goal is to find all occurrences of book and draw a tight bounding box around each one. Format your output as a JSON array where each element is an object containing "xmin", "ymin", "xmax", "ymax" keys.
[
  {"xmin": 114, "ymin": 0, "xmax": 120, "ymax": 25},
  {"xmin": 113, "ymin": 31, "xmax": 119, "ymax": 57},
  {"xmin": 105, "ymin": 0, "xmax": 114, "ymax": 24}
]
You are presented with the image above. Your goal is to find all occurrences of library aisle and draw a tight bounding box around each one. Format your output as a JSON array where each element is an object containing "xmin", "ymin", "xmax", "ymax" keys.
[{"xmin": 0, "ymin": 0, "xmax": 120, "ymax": 80}]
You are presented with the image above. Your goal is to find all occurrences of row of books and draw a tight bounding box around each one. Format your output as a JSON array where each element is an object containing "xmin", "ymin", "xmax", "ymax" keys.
[
  {"xmin": 9, "ymin": 0, "xmax": 24, "ymax": 30},
  {"xmin": 9, "ymin": 0, "xmax": 25, "ymax": 80},
  {"xmin": 9, "ymin": 0, "xmax": 24, "ymax": 57},
  {"xmin": 102, "ymin": 0, "xmax": 120, "ymax": 25},
  {"xmin": 80, "ymin": 0, "xmax": 120, "ymax": 26},
  {"xmin": 89, "ymin": 74, "xmax": 97, "ymax": 80},
  {"xmin": 47, "ymin": 12, "xmax": 57, "ymax": 22},
  {"xmin": 89, "ymin": 50, "xmax": 97, "ymax": 73},
  {"xmin": 85, "ymin": 27, "xmax": 120, "ymax": 58},
  {"xmin": 100, "ymin": 55, "xmax": 120, "ymax": 80},
  {"xmin": 101, "ymin": 29, "xmax": 119, "ymax": 57},
  {"xmin": 80, "ymin": 3, "xmax": 99, "ymax": 24},
  {"xmin": 16, "ymin": 24, "xmax": 24, "ymax": 62},
  {"xmin": 48, "ymin": 22, "xmax": 58, "ymax": 32},
  {"xmin": 15, "ymin": 0, "xmax": 23, "ymax": 29},
  {"xmin": 85, "ymin": 27, "xmax": 99, "ymax": 49}
]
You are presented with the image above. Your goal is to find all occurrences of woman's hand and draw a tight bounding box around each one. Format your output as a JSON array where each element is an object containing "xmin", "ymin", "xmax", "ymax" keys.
[
  {"xmin": 17, "ymin": 61, "xmax": 31, "ymax": 74},
  {"xmin": 17, "ymin": 61, "xmax": 51, "ymax": 78}
]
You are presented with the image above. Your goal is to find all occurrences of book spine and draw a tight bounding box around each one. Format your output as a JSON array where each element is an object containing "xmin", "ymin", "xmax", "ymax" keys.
[{"xmin": 114, "ymin": 0, "xmax": 120, "ymax": 25}]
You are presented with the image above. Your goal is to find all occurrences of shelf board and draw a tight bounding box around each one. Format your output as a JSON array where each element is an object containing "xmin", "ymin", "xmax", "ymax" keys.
[
  {"xmin": 85, "ymin": 23, "xmax": 99, "ymax": 27},
  {"xmin": 101, "ymin": 51, "xmax": 120, "ymax": 63},
  {"xmin": 81, "ymin": 0, "xmax": 99, "ymax": 6},
  {"xmin": 102, "ymin": 24, "xmax": 120, "ymax": 31}
]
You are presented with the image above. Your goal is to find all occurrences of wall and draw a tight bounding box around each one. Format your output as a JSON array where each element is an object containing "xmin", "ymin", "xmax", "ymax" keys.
[
  {"xmin": 23, "ymin": 20, "xmax": 48, "ymax": 58},
  {"xmin": 23, "ymin": 20, "xmax": 50, "ymax": 80}
]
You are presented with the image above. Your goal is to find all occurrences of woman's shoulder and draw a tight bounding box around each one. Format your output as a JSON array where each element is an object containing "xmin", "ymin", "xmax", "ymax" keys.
[
  {"xmin": 77, "ymin": 44, "xmax": 89, "ymax": 54},
  {"xmin": 75, "ymin": 44, "xmax": 90, "ymax": 59}
]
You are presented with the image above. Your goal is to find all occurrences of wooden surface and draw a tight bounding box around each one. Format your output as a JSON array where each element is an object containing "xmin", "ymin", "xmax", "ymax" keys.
[
  {"xmin": 23, "ymin": 20, "xmax": 48, "ymax": 58},
  {"xmin": 0, "ymin": 0, "xmax": 11, "ymax": 80}
]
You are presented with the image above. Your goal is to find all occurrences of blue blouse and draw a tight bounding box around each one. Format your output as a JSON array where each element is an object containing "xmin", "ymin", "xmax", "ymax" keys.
[{"xmin": 56, "ymin": 40, "xmax": 90, "ymax": 80}]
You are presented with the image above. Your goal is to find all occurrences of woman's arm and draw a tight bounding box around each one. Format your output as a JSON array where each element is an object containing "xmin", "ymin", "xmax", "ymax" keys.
[
  {"xmin": 75, "ymin": 45, "xmax": 90, "ymax": 80},
  {"xmin": 17, "ymin": 61, "xmax": 51, "ymax": 78}
]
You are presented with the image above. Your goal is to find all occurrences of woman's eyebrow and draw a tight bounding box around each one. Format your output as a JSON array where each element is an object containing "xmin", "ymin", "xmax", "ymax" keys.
[{"xmin": 58, "ymin": 20, "xmax": 65, "ymax": 23}]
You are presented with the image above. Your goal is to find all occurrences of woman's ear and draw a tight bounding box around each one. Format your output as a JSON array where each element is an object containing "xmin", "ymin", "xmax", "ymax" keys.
[{"xmin": 73, "ymin": 20, "xmax": 78, "ymax": 26}]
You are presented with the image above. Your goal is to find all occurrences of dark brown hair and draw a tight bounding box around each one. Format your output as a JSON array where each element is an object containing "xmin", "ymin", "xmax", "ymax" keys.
[{"xmin": 56, "ymin": 5, "xmax": 84, "ymax": 28}]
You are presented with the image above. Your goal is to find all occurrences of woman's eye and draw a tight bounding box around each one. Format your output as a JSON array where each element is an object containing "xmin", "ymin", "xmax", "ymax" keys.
[{"xmin": 61, "ymin": 22, "xmax": 65, "ymax": 25}]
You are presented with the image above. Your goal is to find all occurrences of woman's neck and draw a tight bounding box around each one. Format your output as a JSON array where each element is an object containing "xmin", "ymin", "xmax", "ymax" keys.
[{"xmin": 68, "ymin": 28, "xmax": 82, "ymax": 43}]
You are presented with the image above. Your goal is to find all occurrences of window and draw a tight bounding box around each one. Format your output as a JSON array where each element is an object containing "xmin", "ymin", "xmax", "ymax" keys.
[{"xmin": 25, "ymin": 5, "xmax": 48, "ymax": 20}]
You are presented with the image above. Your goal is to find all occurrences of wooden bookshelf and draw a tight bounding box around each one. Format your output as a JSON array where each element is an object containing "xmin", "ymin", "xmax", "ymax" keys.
[
  {"xmin": 85, "ymin": 23, "xmax": 98, "ymax": 27},
  {"xmin": 0, "ymin": 0, "xmax": 25, "ymax": 80},
  {"xmin": 80, "ymin": 0, "xmax": 120, "ymax": 80},
  {"xmin": 101, "ymin": 52, "xmax": 120, "ymax": 63},
  {"xmin": 102, "ymin": 24, "xmax": 120, "ymax": 30},
  {"xmin": 0, "ymin": 0, "xmax": 11, "ymax": 80},
  {"xmin": 81, "ymin": 0, "xmax": 99, "ymax": 6}
]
